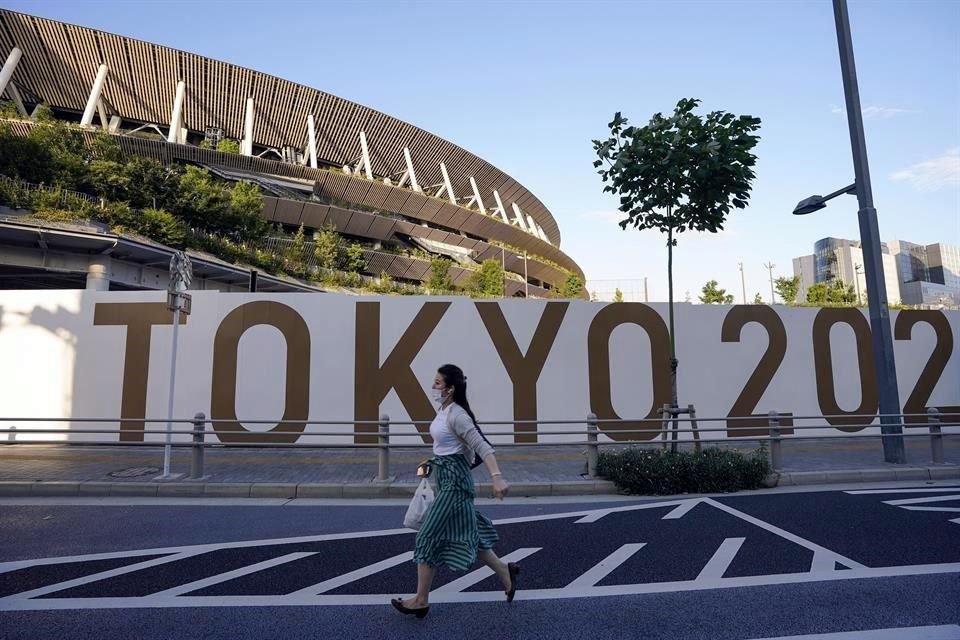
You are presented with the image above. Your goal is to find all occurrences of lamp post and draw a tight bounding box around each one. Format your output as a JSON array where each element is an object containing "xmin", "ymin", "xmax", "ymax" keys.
[
  {"xmin": 738, "ymin": 262, "xmax": 746, "ymax": 304},
  {"xmin": 854, "ymin": 263, "xmax": 864, "ymax": 305},
  {"xmin": 764, "ymin": 262, "xmax": 776, "ymax": 304},
  {"xmin": 791, "ymin": 0, "xmax": 905, "ymax": 464},
  {"xmin": 162, "ymin": 251, "xmax": 193, "ymax": 478}
]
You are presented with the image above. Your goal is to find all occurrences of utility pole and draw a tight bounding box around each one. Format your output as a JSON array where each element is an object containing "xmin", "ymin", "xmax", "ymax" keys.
[
  {"xmin": 738, "ymin": 262, "xmax": 746, "ymax": 304},
  {"xmin": 764, "ymin": 262, "xmax": 776, "ymax": 303},
  {"xmin": 644, "ymin": 276, "xmax": 649, "ymax": 303}
]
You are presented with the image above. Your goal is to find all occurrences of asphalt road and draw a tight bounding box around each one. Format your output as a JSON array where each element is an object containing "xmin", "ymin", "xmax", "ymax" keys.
[{"xmin": 0, "ymin": 484, "xmax": 958, "ymax": 640}]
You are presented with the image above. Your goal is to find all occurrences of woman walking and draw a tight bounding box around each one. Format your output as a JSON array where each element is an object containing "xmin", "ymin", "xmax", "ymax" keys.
[{"xmin": 391, "ymin": 364, "xmax": 519, "ymax": 618}]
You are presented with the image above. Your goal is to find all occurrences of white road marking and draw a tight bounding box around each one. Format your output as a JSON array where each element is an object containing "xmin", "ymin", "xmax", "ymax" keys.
[
  {"xmin": 697, "ymin": 537, "xmax": 745, "ymax": 581},
  {"xmin": 884, "ymin": 495, "xmax": 960, "ymax": 506},
  {"xmin": 147, "ymin": 552, "xmax": 317, "ymax": 598},
  {"xmin": 2, "ymin": 562, "xmax": 958, "ymax": 611},
  {"xmin": 288, "ymin": 551, "xmax": 414, "ymax": 596},
  {"xmin": 572, "ymin": 499, "xmax": 689, "ymax": 524},
  {"xmin": 434, "ymin": 548, "xmax": 541, "ymax": 593},
  {"xmin": 845, "ymin": 488, "xmax": 960, "ymax": 495},
  {"xmin": 752, "ymin": 624, "xmax": 960, "ymax": 639},
  {"xmin": 900, "ymin": 506, "xmax": 960, "ymax": 513},
  {"xmin": 662, "ymin": 499, "xmax": 702, "ymax": 519},
  {"xmin": 564, "ymin": 543, "xmax": 646, "ymax": 588},
  {"xmin": 7, "ymin": 551, "xmax": 204, "ymax": 601},
  {"xmin": 702, "ymin": 498, "xmax": 867, "ymax": 571}
]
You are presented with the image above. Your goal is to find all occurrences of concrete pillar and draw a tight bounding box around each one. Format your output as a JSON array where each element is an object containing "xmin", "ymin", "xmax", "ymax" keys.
[
  {"xmin": 242, "ymin": 98, "xmax": 254, "ymax": 156},
  {"xmin": 306, "ymin": 114, "xmax": 318, "ymax": 168},
  {"xmin": 0, "ymin": 47, "xmax": 22, "ymax": 98},
  {"xmin": 81, "ymin": 64, "xmax": 109, "ymax": 127},
  {"xmin": 86, "ymin": 256, "xmax": 111, "ymax": 291},
  {"xmin": 167, "ymin": 81, "xmax": 185, "ymax": 143},
  {"xmin": 403, "ymin": 147, "xmax": 421, "ymax": 192}
]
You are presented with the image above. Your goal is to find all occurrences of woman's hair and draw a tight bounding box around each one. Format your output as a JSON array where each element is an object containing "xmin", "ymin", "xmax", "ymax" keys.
[{"xmin": 437, "ymin": 363, "xmax": 478, "ymax": 425}]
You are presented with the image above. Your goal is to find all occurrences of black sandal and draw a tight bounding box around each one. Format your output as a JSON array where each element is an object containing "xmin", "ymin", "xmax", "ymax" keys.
[
  {"xmin": 391, "ymin": 597, "xmax": 430, "ymax": 618},
  {"xmin": 506, "ymin": 562, "xmax": 520, "ymax": 602}
]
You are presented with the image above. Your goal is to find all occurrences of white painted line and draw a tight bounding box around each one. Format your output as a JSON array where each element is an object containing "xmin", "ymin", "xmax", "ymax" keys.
[
  {"xmin": 810, "ymin": 551, "xmax": 842, "ymax": 573},
  {"xmin": 573, "ymin": 499, "xmax": 688, "ymax": 524},
  {"xmin": 753, "ymin": 623, "xmax": 960, "ymax": 639},
  {"xmin": 5, "ymin": 551, "xmax": 204, "ymax": 601},
  {"xmin": 696, "ymin": 537, "xmax": 745, "ymax": 581},
  {"xmin": 434, "ymin": 548, "xmax": 541, "ymax": 593},
  {"xmin": 662, "ymin": 499, "xmax": 701, "ymax": 519},
  {"xmin": 3, "ymin": 562, "xmax": 958, "ymax": 611},
  {"xmin": 951, "ymin": 518, "xmax": 960, "ymax": 525},
  {"xmin": 288, "ymin": 551, "xmax": 414, "ymax": 596},
  {"xmin": 885, "ymin": 494, "xmax": 960, "ymax": 506},
  {"xmin": 702, "ymin": 498, "xmax": 867, "ymax": 570},
  {"xmin": 565, "ymin": 543, "xmax": 646, "ymax": 588},
  {"xmin": 845, "ymin": 488, "xmax": 960, "ymax": 495},
  {"xmin": 147, "ymin": 552, "xmax": 317, "ymax": 598},
  {"xmin": 900, "ymin": 506, "xmax": 960, "ymax": 513}
]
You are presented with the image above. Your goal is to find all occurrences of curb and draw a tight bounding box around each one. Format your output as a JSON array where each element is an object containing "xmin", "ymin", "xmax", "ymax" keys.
[{"xmin": 0, "ymin": 467, "xmax": 956, "ymax": 498}]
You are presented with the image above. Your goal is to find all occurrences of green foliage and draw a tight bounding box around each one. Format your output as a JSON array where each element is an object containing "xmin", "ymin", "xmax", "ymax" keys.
[
  {"xmin": 313, "ymin": 223, "xmax": 341, "ymax": 270},
  {"xmin": 774, "ymin": 275, "xmax": 801, "ymax": 305},
  {"xmin": 89, "ymin": 132, "xmax": 123, "ymax": 162},
  {"xmin": 0, "ymin": 177, "xmax": 32, "ymax": 208},
  {"xmin": 88, "ymin": 160, "xmax": 130, "ymax": 201},
  {"xmin": 288, "ymin": 224, "xmax": 306, "ymax": 260},
  {"xmin": 613, "ymin": 288, "xmax": 624, "ymax": 303},
  {"xmin": 228, "ymin": 180, "xmax": 267, "ymax": 238},
  {"xmin": 25, "ymin": 208, "xmax": 82, "ymax": 224},
  {"xmin": 369, "ymin": 271, "xmax": 397, "ymax": 294},
  {"xmin": 467, "ymin": 259, "xmax": 505, "ymax": 297},
  {"xmin": 753, "ymin": 292, "xmax": 764, "ymax": 304},
  {"xmin": 427, "ymin": 256, "xmax": 454, "ymax": 292},
  {"xmin": 0, "ymin": 100, "xmax": 21, "ymax": 119},
  {"xmin": 137, "ymin": 208, "xmax": 186, "ymax": 248},
  {"xmin": 32, "ymin": 104, "xmax": 56, "ymax": 123},
  {"xmin": 597, "ymin": 446, "xmax": 770, "ymax": 495},
  {"xmin": 217, "ymin": 138, "xmax": 240, "ymax": 154},
  {"xmin": 558, "ymin": 273, "xmax": 585, "ymax": 298},
  {"xmin": 343, "ymin": 242, "xmax": 367, "ymax": 273},
  {"xmin": 699, "ymin": 280, "xmax": 734, "ymax": 304},
  {"xmin": 805, "ymin": 280, "xmax": 857, "ymax": 306},
  {"xmin": 593, "ymin": 98, "xmax": 761, "ymax": 362}
]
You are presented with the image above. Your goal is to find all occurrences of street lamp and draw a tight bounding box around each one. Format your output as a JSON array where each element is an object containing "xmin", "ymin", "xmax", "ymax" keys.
[{"xmin": 791, "ymin": 0, "xmax": 905, "ymax": 464}]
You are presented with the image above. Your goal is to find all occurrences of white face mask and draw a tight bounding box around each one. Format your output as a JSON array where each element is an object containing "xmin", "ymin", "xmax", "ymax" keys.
[{"xmin": 432, "ymin": 388, "xmax": 447, "ymax": 404}]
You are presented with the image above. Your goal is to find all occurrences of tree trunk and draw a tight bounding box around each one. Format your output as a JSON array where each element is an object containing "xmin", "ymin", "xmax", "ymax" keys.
[{"xmin": 667, "ymin": 217, "xmax": 679, "ymax": 453}]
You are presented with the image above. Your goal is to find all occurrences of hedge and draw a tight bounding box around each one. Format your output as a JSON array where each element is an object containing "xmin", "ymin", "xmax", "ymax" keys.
[{"xmin": 597, "ymin": 446, "xmax": 770, "ymax": 495}]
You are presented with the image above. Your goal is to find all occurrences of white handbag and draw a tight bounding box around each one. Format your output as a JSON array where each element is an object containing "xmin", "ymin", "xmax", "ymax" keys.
[{"xmin": 403, "ymin": 478, "xmax": 435, "ymax": 530}]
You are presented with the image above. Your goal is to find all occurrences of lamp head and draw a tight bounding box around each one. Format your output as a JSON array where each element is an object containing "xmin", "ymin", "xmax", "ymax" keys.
[{"xmin": 793, "ymin": 195, "xmax": 827, "ymax": 216}]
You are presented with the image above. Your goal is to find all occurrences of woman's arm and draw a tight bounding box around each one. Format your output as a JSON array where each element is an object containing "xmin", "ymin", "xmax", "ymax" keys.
[
  {"xmin": 481, "ymin": 452, "xmax": 509, "ymax": 499},
  {"xmin": 451, "ymin": 411, "xmax": 508, "ymax": 498}
]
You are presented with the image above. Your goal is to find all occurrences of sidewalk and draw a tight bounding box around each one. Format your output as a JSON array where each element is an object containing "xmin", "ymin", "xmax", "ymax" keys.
[{"xmin": 0, "ymin": 437, "xmax": 956, "ymax": 498}]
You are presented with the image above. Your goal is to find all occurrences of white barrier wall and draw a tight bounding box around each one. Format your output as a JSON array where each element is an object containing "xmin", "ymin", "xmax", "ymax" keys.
[{"xmin": 0, "ymin": 290, "xmax": 957, "ymax": 444}]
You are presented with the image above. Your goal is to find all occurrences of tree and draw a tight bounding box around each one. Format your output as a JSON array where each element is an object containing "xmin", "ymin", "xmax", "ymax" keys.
[
  {"xmin": 753, "ymin": 292, "xmax": 764, "ymax": 305},
  {"xmin": 343, "ymin": 242, "xmax": 367, "ymax": 273},
  {"xmin": 613, "ymin": 288, "xmax": 624, "ymax": 303},
  {"xmin": 774, "ymin": 275, "xmax": 801, "ymax": 305},
  {"xmin": 806, "ymin": 282, "xmax": 829, "ymax": 305},
  {"xmin": 699, "ymin": 280, "xmax": 735, "ymax": 304},
  {"xmin": 594, "ymin": 98, "xmax": 761, "ymax": 410},
  {"xmin": 288, "ymin": 223, "xmax": 306, "ymax": 263},
  {"xmin": 467, "ymin": 259, "xmax": 505, "ymax": 297},
  {"xmin": 217, "ymin": 138, "xmax": 240, "ymax": 154},
  {"xmin": 559, "ymin": 273, "xmax": 584, "ymax": 298},
  {"xmin": 313, "ymin": 222, "xmax": 341, "ymax": 270},
  {"xmin": 427, "ymin": 256, "xmax": 454, "ymax": 293}
]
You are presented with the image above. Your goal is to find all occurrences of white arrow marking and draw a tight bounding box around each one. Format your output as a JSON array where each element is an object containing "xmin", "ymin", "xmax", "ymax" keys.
[
  {"xmin": 565, "ymin": 543, "xmax": 646, "ymax": 588},
  {"xmin": 697, "ymin": 537, "xmax": 745, "ymax": 581},
  {"xmin": 288, "ymin": 551, "xmax": 414, "ymax": 596},
  {"xmin": 147, "ymin": 552, "xmax": 317, "ymax": 598},
  {"xmin": 884, "ymin": 495, "xmax": 960, "ymax": 506},
  {"xmin": 434, "ymin": 548, "xmax": 541, "ymax": 593}
]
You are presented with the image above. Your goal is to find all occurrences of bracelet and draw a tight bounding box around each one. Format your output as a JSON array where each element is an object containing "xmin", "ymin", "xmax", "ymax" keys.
[{"xmin": 492, "ymin": 472, "xmax": 503, "ymax": 477}]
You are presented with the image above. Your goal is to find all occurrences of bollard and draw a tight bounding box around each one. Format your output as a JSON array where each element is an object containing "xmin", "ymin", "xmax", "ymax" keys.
[
  {"xmin": 688, "ymin": 404, "xmax": 701, "ymax": 453},
  {"xmin": 928, "ymin": 408, "xmax": 944, "ymax": 464},
  {"xmin": 378, "ymin": 414, "xmax": 390, "ymax": 481},
  {"xmin": 189, "ymin": 412, "xmax": 206, "ymax": 480},
  {"xmin": 768, "ymin": 410, "xmax": 782, "ymax": 472},
  {"xmin": 660, "ymin": 403, "xmax": 671, "ymax": 451},
  {"xmin": 7, "ymin": 426, "xmax": 15, "ymax": 442},
  {"xmin": 586, "ymin": 413, "xmax": 599, "ymax": 478}
]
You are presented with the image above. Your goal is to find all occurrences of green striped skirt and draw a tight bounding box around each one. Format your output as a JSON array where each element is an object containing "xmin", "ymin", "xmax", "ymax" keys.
[{"xmin": 413, "ymin": 454, "xmax": 499, "ymax": 572}]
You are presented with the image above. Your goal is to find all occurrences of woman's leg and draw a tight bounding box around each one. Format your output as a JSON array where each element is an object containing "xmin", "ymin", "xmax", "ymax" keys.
[
  {"xmin": 477, "ymin": 549, "xmax": 512, "ymax": 591},
  {"xmin": 402, "ymin": 563, "xmax": 435, "ymax": 608}
]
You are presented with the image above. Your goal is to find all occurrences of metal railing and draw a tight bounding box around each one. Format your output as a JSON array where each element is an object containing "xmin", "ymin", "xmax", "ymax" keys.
[{"xmin": 1, "ymin": 409, "xmax": 956, "ymax": 482}]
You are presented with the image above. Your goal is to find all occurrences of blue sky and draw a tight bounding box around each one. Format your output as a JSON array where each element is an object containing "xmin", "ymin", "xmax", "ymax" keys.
[{"xmin": 7, "ymin": 0, "xmax": 959, "ymax": 301}]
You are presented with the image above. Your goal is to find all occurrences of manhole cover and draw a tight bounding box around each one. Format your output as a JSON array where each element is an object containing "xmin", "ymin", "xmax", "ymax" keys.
[{"xmin": 108, "ymin": 466, "xmax": 160, "ymax": 478}]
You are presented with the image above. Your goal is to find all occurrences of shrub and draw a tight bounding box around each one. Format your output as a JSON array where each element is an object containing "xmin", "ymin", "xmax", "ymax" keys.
[
  {"xmin": 342, "ymin": 242, "xmax": 367, "ymax": 273},
  {"xmin": 427, "ymin": 256, "xmax": 454, "ymax": 292},
  {"xmin": 138, "ymin": 208, "xmax": 186, "ymax": 248},
  {"xmin": 597, "ymin": 446, "xmax": 770, "ymax": 495},
  {"xmin": 467, "ymin": 259, "xmax": 505, "ymax": 297},
  {"xmin": 217, "ymin": 138, "xmax": 240, "ymax": 154},
  {"xmin": 25, "ymin": 208, "xmax": 81, "ymax": 224}
]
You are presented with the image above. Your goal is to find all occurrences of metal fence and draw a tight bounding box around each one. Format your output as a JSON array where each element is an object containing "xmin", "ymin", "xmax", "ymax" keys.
[{"xmin": 1, "ymin": 409, "xmax": 956, "ymax": 482}]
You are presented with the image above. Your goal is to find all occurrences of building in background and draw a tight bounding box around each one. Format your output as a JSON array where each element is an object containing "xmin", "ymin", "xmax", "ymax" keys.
[
  {"xmin": 793, "ymin": 238, "xmax": 960, "ymax": 307},
  {"xmin": 0, "ymin": 9, "xmax": 583, "ymax": 296}
]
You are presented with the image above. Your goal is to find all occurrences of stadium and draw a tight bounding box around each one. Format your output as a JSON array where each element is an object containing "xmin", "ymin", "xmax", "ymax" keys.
[{"xmin": 0, "ymin": 9, "xmax": 584, "ymax": 296}]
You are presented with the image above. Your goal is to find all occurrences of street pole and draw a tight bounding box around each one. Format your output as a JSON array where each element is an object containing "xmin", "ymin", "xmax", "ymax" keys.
[
  {"xmin": 644, "ymin": 276, "xmax": 649, "ymax": 303},
  {"xmin": 854, "ymin": 263, "xmax": 863, "ymax": 305},
  {"xmin": 765, "ymin": 262, "xmax": 776, "ymax": 303},
  {"xmin": 163, "ymin": 303, "xmax": 180, "ymax": 477},
  {"xmin": 834, "ymin": 0, "xmax": 904, "ymax": 463},
  {"xmin": 523, "ymin": 252, "xmax": 529, "ymax": 298},
  {"xmin": 738, "ymin": 262, "xmax": 746, "ymax": 304}
]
